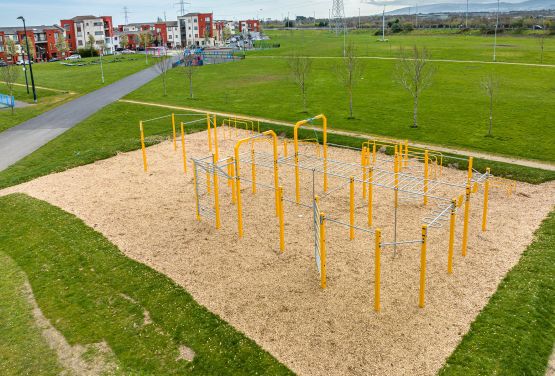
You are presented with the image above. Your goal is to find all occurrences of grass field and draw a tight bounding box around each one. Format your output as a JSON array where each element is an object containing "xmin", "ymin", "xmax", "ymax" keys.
[
  {"xmin": 441, "ymin": 210, "xmax": 555, "ymax": 375},
  {"xmin": 125, "ymin": 38, "xmax": 555, "ymax": 162},
  {"xmin": 252, "ymin": 29, "xmax": 555, "ymax": 64},
  {"xmin": 0, "ymin": 55, "xmax": 155, "ymax": 133},
  {"xmin": 0, "ymin": 193, "xmax": 292, "ymax": 375}
]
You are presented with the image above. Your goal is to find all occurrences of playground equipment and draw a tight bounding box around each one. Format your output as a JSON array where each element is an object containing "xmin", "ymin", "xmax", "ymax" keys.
[
  {"xmin": 0, "ymin": 93, "xmax": 15, "ymax": 109},
  {"xmin": 140, "ymin": 111, "xmax": 499, "ymax": 312}
]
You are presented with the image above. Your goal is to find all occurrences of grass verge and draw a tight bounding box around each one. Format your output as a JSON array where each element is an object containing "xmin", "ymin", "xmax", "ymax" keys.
[
  {"xmin": 440, "ymin": 210, "xmax": 555, "ymax": 375},
  {"xmin": 0, "ymin": 101, "xmax": 553, "ymax": 190},
  {"xmin": 0, "ymin": 193, "xmax": 292, "ymax": 375}
]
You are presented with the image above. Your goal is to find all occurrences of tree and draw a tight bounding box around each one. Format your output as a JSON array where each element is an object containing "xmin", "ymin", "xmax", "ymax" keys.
[
  {"xmin": 87, "ymin": 34, "xmax": 96, "ymax": 56},
  {"xmin": 287, "ymin": 53, "xmax": 312, "ymax": 113},
  {"xmin": 538, "ymin": 33, "xmax": 546, "ymax": 64},
  {"xmin": 55, "ymin": 37, "xmax": 69, "ymax": 58},
  {"xmin": 5, "ymin": 38, "xmax": 17, "ymax": 62},
  {"xmin": 336, "ymin": 40, "xmax": 363, "ymax": 119},
  {"xmin": 1, "ymin": 63, "xmax": 20, "ymax": 115},
  {"xmin": 119, "ymin": 34, "xmax": 129, "ymax": 49},
  {"xmin": 155, "ymin": 51, "xmax": 172, "ymax": 96},
  {"xmin": 21, "ymin": 36, "xmax": 36, "ymax": 60},
  {"xmin": 182, "ymin": 54, "xmax": 196, "ymax": 99},
  {"xmin": 481, "ymin": 74, "xmax": 498, "ymax": 137},
  {"xmin": 139, "ymin": 32, "xmax": 152, "ymax": 64},
  {"xmin": 223, "ymin": 26, "xmax": 232, "ymax": 41},
  {"xmin": 395, "ymin": 46, "xmax": 435, "ymax": 128}
]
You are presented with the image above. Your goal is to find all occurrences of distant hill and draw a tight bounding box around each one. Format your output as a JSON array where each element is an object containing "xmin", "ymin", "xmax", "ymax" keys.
[{"xmin": 387, "ymin": 0, "xmax": 555, "ymax": 15}]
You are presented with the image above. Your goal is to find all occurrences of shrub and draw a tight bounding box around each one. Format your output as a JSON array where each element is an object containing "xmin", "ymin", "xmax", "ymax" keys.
[{"xmin": 77, "ymin": 48, "xmax": 99, "ymax": 58}]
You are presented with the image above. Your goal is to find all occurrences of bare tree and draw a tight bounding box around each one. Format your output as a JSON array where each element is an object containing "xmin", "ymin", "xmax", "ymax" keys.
[
  {"xmin": 336, "ymin": 40, "xmax": 363, "ymax": 119},
  {"xmin": 155, "ymin": 51, "xmax": 172, "ymax": 96},
  {"xmin": 139, "ymin": 32, "xmax": 152, "ymax": 64},
  {"xmin": 538, "ymin": 33, "xmax": 546, "ymax": 64},
  {"xmin": 287, "ymin": 52, "xmax": 312, "ymax": 113},
  {"xmin": 182, "ymin": 54, "xmax": 196, "ymax": 99},
  {"xmin": 395, "ymin": 46, "xmax": 435, "ymax": 128},
  {"xmin": 1, "ymin": 64, "xmax": 20, "ymax": 115},
  {"xmin": 481, "ymin": 74, "xmax": 499, "ymax": 137}
]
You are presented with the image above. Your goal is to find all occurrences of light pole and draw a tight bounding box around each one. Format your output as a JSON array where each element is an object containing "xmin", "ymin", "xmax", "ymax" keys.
[
  {"xmin": 17, "ymin": 16, "xmax": 37, "ymax": 103},
  {"xmin": 493, "ymin": 0, "xmax": 499, "ymax": 62},
  {"xmin": 21, "ymin": 50, "xmax": 29, "ymax": 94}
]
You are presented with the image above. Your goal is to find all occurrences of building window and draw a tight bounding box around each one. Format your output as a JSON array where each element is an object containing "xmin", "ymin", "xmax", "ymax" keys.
[
  {"xmin": 168, "ymin": 35, "xmax": 172, "ymax": 39},
  {"xmin": 95, "ymin": 31, "xmax": 103, "ymax": 35},
  {"xmin": 193, "ymin": 19, "xmax": 197, "ymax": 23},
  {"xmin": 93, "ymin": 22, "xmax": 103, "ymax": 26},
  {"xmin": 78, "ymin": 40, "xmax": 83, "ymax": 46}
]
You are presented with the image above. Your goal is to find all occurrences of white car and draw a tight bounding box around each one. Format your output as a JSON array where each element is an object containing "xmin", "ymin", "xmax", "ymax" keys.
[
  {"xmin": 65, "ymin": 54, "xmax": 81, "ymax": 61},
  {"xmin": 121, "ymin": 49, "xmax": 136, "ymax": 54}
]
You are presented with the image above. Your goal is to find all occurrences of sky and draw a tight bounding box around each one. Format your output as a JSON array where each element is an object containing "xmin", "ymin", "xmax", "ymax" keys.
[{"xmin": 1, "ymin": 0, "xmax": 526, "ymax": 27}]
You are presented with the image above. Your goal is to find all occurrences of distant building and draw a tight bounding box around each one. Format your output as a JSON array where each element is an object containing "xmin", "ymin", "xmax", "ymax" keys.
[
  {"xmin": 0, "ymin": 25, "xmax": 64, "ymax": 62},
  {"xmin": 60, "ymin": 15, "xmax": 114, "ymax": 54},
  {"xmin": 116, "ymin": 21, "xmax": 181, "ymax": 48},
  {"xmin": 178, "ymin": 12, "xmax": 218, "ymax": 47},
  {"xmin": 239, "ymin": 20, "xmax": 260, "ymax": 33}
]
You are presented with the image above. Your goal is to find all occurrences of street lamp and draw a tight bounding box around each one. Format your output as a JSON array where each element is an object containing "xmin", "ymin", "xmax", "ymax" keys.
[{"xmin": 17, "ymin": 16, "xmax": 37, "ymax": 103}]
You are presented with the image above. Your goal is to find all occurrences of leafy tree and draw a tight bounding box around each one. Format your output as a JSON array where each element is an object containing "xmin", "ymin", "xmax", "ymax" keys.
[
  {"xmin": 55, "ymin": 37, "xmax": 69, "ymax": 58},
  {"xmin": 87, "ymin": 34, "xmax": 96, "ymax": 56},
  {"xmin": 182, "ymin": 54, "xmax": 196, "ymax": 99},
  {"xmin": 223, "ymin": 26, "xmax": 232, "ymax": 41},
  {"xmin": 1, "ymin": 62, "xmax": 19, "ymax": 114},
  {"xmin": 5, "ymin": 38, "xmax": 17, "ymax": 61},
  {"xmin": 287, "ymin": 53, "xmax": 312, "ymax": 113},
  {"xmin": 119, "ymin": 34, "xmax": 129, "ymax": 49},
  {"xmin": 395, "ymin": 46, "xmax": 435, "ymax": 128},
  {"xmin": 21, "ymin": 36, "xmax": 36, "ymax": 60}
]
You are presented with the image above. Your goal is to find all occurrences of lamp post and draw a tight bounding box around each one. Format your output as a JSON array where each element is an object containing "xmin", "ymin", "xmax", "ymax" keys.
[
  {"xmin": 17, "ymin": 16, "xmax": 37, "ymax": 103},
  {"xmin": 21, "ymin": 50, "xmax": 29, "ymax": 94}
]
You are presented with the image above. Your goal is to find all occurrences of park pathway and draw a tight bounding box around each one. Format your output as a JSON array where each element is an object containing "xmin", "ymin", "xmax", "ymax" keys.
[
  {"xmin": 119, "ymin": 99, "xmax": 555, "ymax": 172},
  {"xmin": 0, "ymin": 61, "xmax": 175, "ymax": 172}
]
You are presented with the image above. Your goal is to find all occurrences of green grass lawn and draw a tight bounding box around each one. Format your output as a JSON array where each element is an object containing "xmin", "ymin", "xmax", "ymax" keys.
[
  {"xmin": 253, "ymin": 29, "xmax": 555, "ymax": 64},
  {"xmin": 440, "ymin": 210, "xmax": 555, "ymax": 375},
  {"xmin": 0, "ymin": 193, "xmax": 292, "ymax": 375},
  {"xmin": 125, "ymin": 52, "xmax": 555, "ymax": 163}
]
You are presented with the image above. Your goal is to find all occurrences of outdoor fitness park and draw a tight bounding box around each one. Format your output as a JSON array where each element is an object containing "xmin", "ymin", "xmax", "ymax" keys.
[{"xmin": 138, "ymin": 112, "xmax": 514, "ymax": 312}]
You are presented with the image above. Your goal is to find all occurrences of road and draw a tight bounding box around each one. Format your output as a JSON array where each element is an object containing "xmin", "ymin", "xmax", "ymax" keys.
[{"xmin": 0, "ymin": 62, "xmax": 171, "ymax": 171}]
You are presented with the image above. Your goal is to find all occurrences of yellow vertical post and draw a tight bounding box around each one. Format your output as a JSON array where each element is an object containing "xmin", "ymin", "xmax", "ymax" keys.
[
  {"xmin": 320, "ymin": 212, "xmax": 326, "ymax": 289},
  {"xmin": 139, "ymin": 121, "xmax": 148, "ymax": 172},
  {"xmin": 394, "ymin": 146, "xmax": 399, "ymax": 209},
  {"xmin": 235, "ymin": 156, "xmax": 243, "ymax": 237},
  {"xmin": 227, "ymin": 159, "xmax": 232, "ymax": 188},
  {"xmin": 404, "ymin": 140, "xmax": 409, "ymax": 167},
  {"xmin": 278, "ymin": 186, "xmax": 284, "ymax": 252},
  {"xmin": 230, "ymin": 158, "xmax": 236, "ymax": 204},
  {"xmin": 372, "ymin": 142, "xmax": 376, "ymax": 164},
  {"xmin": 419, "ymin": 225, "xmax": 428, "ymax": 308},
  {"xmin": 206, "ymin": 113, "xmax": 212, "ymax": 152},
  {"xmin": 467, "ymin": 156, "xmax": 473, "ymax": 185},
  {"xmin": 172, "ymin": 113, "xmax": 177, "ymax": 151},
  {"xmin": 251, "ymin": 140, "xmax": 256, "ymax": 194},
  {"xmin": 482, "ymin": 168, "xmax": 490, "ymax": 232},
  {"xmin": 283, "ymin": 139, "xmax": 288, "ymax": 157},
  {"xmin": 212, "ymin": 154, "xmax": 221, "ymax": 229},
  {"xmin": 374, "ymin": 228, "xmax": 381, "ymax": 312},
  {"xmin": 193, "ymin": 162, "xmax": 200, "ymax": 221},
  {"xmin": 424, "ymin": 149, "xmax": 429, "ymax": 206},
  {"xmin": 362, "ymin": 147, "xmax": 367, "ymax": 199},
  {"xmin": 462, "ymin": 184, "xmax": 471, "ymax": 256},
  {"xmin": 213, "ymin": 114, "xmax": 219, "ymax": 161},
  {"xmin": 368, "ymin": 167, "xmax": 373, "ymax": 226},
  {"xmin": 350, "ymin": 176, "xmax": 355, "ymax": 240},
  {"xmin": 180, "ymin": 122, "xmax": 187, "ymax": 174},
  {"xmin": 448, "ymin": 198, "xmax": 456, "ymax": 274}
]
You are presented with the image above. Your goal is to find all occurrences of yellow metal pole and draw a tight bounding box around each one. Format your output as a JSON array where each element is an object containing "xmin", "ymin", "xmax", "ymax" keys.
[
  {"xmin": 394, "ymin": 146, "xmax": 399, "ymax": 209},
  {"xmin": 213, "ymin": 154, "xmax": 221, "ymax": 229},
  {"xmin": 172, "ymin": 113, "xmax": 177, "ymax": 151},
  {"xmin": 404, "ymin": 140, "xmax": 409, "ymax": 167},
  {"xmin": 180, "ymin": 122, "xmax": 187, "ymax": 174},
  {"xmin": 372, "ymin": 142, "xmax": 376, "ymax": 164},
  {"xmin": 213, "ymin": 114, "xmax": 219, "ymax": 161},
  {"xmin": 283, "ymin": 139, "xmax": 288, "ymax": 157},
  {"xmin": 462, "ymin": 184, "xmax": 471, "ymax": 256},
  {"xmin": 278, "ymin": 186, "xmax": 284, "ymax": 252},
  {"xmin": 424, "ymin": 149, "xmax": 429, "ymax": 206},
  {"xmin": 362, "ymin": 147, "xmax": 367, "ymax": 199},
  {"xmin": 251, "ymin": 140, "xmax": 256, "ymax": 194},
  {"xmin": 320, "ymin": 212, "xmax": 326, "ymax": 289},
  {"xmin": 419, "ymin": 225, "xmax": 428, "ymax": 308},
  {"xmin": 227, "ymin": 159, "xmax": 232, "ymax": 188},
  {"xmin": 467, "ymin": 156, "xmax": 473, "ymax": 185},
  {"xmin": 374, "ymin": 228, "xmax": 381, "ymax": 312},
  {"xmin": 350, "ymin": 176, "xmax": 355, "ymax": 240},
  {"xmin": 368, "ymin": 167, "xmax": 373, "ymax": 226},
  {"xmin": 482, "ymin": 168, "xmax": 490, "ymax": 232},
  {"xmin": 448, "ymin": 198, "xmax": 456, "ymax": 274},
  {"xmin": 294, "ymin": 122, "xmax": 302, "ymax": 204},
  {"xmin": 234, "ymin": 151, "xmax": 243, "ymax": 238},
  {"xmin": 193, "ymin": 162, "xmax": 200, "ymax": 221},
  {"xmin": 139, "ymin": 121, "xmax": 148, "ymax": 172},
  {"xmin": 231, "ymin": 157, "xmax": 236, "ymax": 204},
  {"xmin": 206, "ymin": 113, "xmax": 212, "ymax": 152}
]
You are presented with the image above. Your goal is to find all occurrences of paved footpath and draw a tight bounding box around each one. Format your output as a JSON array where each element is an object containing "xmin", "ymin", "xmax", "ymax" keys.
[
  {"xmin": 0, "ymin": 64, "xmax": 167, "ymax": 171},
  {"xmin": 120, "ymin": 99, "xmax": 555, "ymax": 172}
]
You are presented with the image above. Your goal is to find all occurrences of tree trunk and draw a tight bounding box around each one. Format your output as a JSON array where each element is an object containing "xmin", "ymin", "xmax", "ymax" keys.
[
  {"xmin": 162, "ymin": 75, "xmax": 167, "ymax": 97},
  {"xmin": 412, "ymin": 94, "xmax": 419, "ymax": 128},
  {"xmin": 189, "ymin": 76, "xmax": 194, "ymax": 99},
  {"xmin": 488, "ymin": 95, "xmax": 493, "ymax": 136},
  {"xmin": 349, "ymin": 88, "xmax": 353, "ymax": 119},
  {"xmin": 302, "ymin": 85, "xmax": 307, "ymax": 113}
]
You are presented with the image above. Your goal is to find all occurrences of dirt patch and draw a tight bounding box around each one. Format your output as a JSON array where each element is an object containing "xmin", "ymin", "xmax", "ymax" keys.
[
  {"xmin": 22, "ymin": 281, "xmax": 119, "ymax": 375},
  {"xmin": 4, "ymin": 128, "xmax": 554, "ymax": 376},
  {"xmin": 177, "ymin": 345, "xmax": 196, "ymax": 362}
]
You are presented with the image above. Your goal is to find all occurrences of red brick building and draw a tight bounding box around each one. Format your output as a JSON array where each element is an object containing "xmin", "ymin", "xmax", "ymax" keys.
[
  {"xmin": 0, "ymin": 25, "xmax": 64, "ymax": 62},
  {"xmin": 60, "ymin": 15, "xmax": 114, "ymax": 53},
  {"xmin": 239, "ymin": 20, "xmax": 260, "ymax": 33}
]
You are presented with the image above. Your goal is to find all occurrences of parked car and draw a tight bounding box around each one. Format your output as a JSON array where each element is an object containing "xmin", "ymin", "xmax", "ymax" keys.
[
  {"xmin": 121, "ymin": 49, "xmax": 136, "ymax": 54},
  {"xmin": 65, "ymin": 54, "xmax": 81, "ymax": 61},
  {"xmin": 48, "ymin": 57, "xmax": 60, "ymax": 62},
  {"xmin": 15, "ymin": 59, "xmax": 33, "ymax": 65},
  {"xmin": 0, "ymin": 60, "xmax": 7, "ymax": 67}
]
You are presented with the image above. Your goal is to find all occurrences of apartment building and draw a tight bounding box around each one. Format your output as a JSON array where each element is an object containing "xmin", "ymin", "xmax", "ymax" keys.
[
  {"xmin": 178, "ymin": 12, "xmax": 216, "ymax": 47},
  {"xmin": 116, "ymin": 21, "xmax": 181, "ymax": 48},
  {"xmin": 239, "ymin": 20, "xmax": 260, "ymax": 33},
  {"xmin": 60, "ymin": 15, "xmax": 114, "ymax": 54},
  {"xmin": 0, "ymin": 25, "xmax": 64, "ymax": 62}
]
